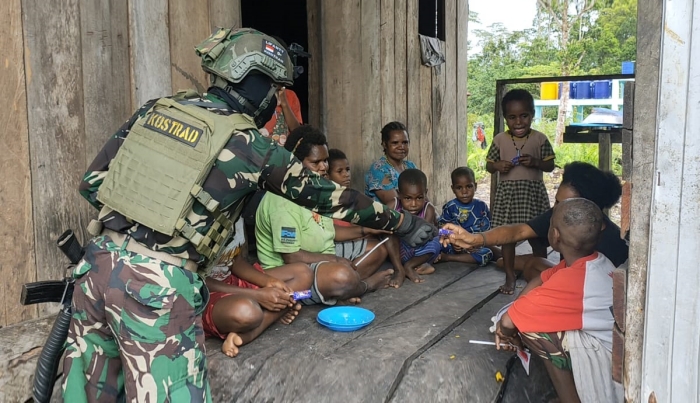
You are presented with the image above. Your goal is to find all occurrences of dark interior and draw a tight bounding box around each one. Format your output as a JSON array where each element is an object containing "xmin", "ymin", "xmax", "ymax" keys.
[{"xmin": 242, "ymin": 0, "xmax": 310, "ymax": 123}]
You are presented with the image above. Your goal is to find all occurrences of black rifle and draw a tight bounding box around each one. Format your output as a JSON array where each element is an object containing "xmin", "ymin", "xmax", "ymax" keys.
[{"xmin": 20, "ymin": 229, "xmax": 84, "ymax": 403}]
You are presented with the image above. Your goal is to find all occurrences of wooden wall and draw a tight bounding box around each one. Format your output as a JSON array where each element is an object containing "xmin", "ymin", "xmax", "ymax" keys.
[
  {"xmin": 0, "ymin": 0, "xmax": 241, "ymax": 327},
  {"xmin": 1, "ymin": 0, "xmax": 468, "ymax": 327},
  {"xmin": 308, "ymin": 0, "xmax": 469, "ymax": 206}
]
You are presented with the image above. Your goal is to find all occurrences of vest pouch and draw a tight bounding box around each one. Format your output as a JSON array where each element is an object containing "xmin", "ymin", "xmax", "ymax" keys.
[{"xmin": 97, "ymin": 97, "xmax": 254, "ymax": 240}]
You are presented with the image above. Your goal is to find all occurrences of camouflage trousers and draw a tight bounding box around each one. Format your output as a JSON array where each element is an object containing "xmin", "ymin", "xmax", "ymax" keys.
[{"xmin": 62, "ymin": 235, "xmax": 211, "ymax": 403}]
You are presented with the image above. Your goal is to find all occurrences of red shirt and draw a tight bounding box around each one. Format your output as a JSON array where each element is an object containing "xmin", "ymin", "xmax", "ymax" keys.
[
  {"xmin": 508, "ymin": 252, "xmax": 615, "ymax": 351},
  {"xmin": 261, "ymin": 89, "xmax": 302, "ymax": 146}
]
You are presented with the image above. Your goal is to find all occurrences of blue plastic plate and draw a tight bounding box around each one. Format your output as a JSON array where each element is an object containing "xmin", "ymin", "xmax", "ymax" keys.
[{"xmin": 316, "ymin": 306, "xmax": 375, "ymax": 332}]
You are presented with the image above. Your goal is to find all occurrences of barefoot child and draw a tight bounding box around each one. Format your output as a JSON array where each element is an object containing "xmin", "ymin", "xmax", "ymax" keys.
[
  {"xmin": 393, "ymin": 169, "xmax": 442, "ymax": 281},
  {"xmin": 327, "ymin": 149, "xmax": 414, "ymax": 289},
  {"xmin": 256, "ymin": 126, "xmax": 395, "ymax": 304},
  {"xmin": 202, "ymin": 219, "xmax": 312, "ymax": 358},
  {"xmin": 494, "ymin": 199, "xmax": 621, "ymax": 403},
  {"xmin": 486, "ymin": 89, "xmax": 555, "ymax": 294},
  {"xmin": 437, "ymin": 167, "xmax": 500, "ymax": 265}
]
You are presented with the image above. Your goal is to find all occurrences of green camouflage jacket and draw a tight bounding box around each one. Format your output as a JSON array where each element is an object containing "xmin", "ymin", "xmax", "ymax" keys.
[{"xmin": 80, "ymin": 94, "xmax": 401, "ymax": 267}]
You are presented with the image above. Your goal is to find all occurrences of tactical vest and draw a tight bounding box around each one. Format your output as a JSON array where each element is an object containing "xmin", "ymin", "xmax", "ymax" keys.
[{"xmin": 97, "ymin": 92, "xmax": 257, "ymax": 262}]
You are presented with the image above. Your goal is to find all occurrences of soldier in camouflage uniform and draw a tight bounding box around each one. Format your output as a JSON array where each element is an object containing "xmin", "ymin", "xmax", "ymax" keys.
[{"xmin": 63, "ymin": 28, "xmax": 435, "ymax": 402}]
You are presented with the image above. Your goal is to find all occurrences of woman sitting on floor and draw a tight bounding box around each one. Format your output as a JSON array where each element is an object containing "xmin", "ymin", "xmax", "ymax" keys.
[
  {"xmin": 255, "ymin": 125, "xmax": 395, "ymax": 305},
  {"xmin": 364, "ymin": 121, "xmax": 418, "ymax": 205}
]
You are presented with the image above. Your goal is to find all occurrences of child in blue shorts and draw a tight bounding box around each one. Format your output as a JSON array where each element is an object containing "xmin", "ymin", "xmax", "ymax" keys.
[{"xmin": 438, "ymin": 167, "xmax": 500, "ymax": 266}]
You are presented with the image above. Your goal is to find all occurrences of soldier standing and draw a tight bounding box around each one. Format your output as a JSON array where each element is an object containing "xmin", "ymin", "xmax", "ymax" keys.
[{"xmin": 62, "ymin": 28, "xmax": 435, "ymax": 402}]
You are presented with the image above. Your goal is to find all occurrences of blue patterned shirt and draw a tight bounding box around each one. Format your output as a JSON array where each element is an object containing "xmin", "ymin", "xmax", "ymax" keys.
[{"xmin": 364, "ymin": 155, "xmax": 418, "ymax": 202}]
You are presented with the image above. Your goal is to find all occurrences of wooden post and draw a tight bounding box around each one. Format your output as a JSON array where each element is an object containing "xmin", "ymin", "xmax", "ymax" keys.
[
  {"xmin": 624, "ymin": 0, "xmax": 663, "ymax": 401},
  {"xmin": 490, "ymin": 81, "xmax": 505, "ymax": 209},
  {"xmin": 598, "ymin": 132, "xmax": 612, "ymax": 173},
  {"xmin": 0, "ymin": 0, "xmax": 37, "ymax": 326}
]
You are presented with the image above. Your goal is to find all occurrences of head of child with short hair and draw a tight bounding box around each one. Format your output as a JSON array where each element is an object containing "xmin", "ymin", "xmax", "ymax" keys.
[
  {"xmin": 450, "ymin": 167, "xmax": 477, "ymax": 205},
  {"xmin": 327, "ymin": 148, "xmax": 351, "ymax": 187},
  {"xmin": 549, "ymin": 198, "xmax": 605, "ymax": 264},
  {"xmin": 501, "ymin": 89, "xmax": 535, "ymax": 139},
  {"xmin": 397, "ymin": 168, "xmax": 428, "ymax": 216}
]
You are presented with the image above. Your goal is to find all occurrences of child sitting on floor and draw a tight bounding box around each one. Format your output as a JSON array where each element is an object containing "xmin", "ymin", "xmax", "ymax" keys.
[
  {"xmin": 393, "ymin": 169, "xmax": 442, "ymax": 281},
  {"xmin": 327, "ymin": 148, "xmax": 352, "ymax": 188},
  {"xmin": 494, "ymin": 198, "xmax": 621, "ymax": 403},
  {"xmin": 437, "ymin": 167, "xmax": 500, "ymax": 266},
  {"xmin": 326, "ymin": 148, "xmax": 416, "ymax": 289},
  {"xmin": 203, "ymin": 218, "xmax": 312, "ymax": 358}
]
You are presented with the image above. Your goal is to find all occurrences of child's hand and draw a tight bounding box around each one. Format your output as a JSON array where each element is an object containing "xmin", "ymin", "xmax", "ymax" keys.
[
  {"xmin": 254, "ymin": 287, "xmax": 294, "ymax": 311},
  {"xmin": 517, "ymin": 154, "xmax": 539, "ymax": 168},
  {"xmin": 265, "ymin": 277, "xmax": 293, "ymax": 294},
  {"xmin": 276, "ymin": 87, "xmax": 288, "ymax": 107},
  {"xmin": 495, "ymin": 321, "xmax": 520, "ymax": 351},
  {"xmin": 494, "ymin": 160, "xmax": 514, "ymax": 173}
]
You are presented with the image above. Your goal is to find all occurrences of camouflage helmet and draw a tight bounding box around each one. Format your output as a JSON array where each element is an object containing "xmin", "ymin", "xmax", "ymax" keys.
[{"xmin": 195, "ymin": 27, "xmax": 294, "ymax": 87}]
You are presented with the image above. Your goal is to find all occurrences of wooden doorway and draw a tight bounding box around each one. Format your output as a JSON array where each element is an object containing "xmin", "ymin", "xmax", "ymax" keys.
[{"xmin": 241, "ymin": 0, "xmax": 310, "ymax": 123}]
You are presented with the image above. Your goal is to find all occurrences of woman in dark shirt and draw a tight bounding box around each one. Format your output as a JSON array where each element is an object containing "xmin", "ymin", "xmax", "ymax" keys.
[{"xmin": 441, "ymin": 162, "xmax": 627, "ymax": 280}]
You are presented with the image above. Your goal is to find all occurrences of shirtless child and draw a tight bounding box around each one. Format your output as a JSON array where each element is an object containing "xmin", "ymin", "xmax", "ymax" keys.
[
  {"xmin": 202, "ymin": 223, "xmax": 313, "ymax": 357},
  {"xmin": 493, "ymin": 199, "xmax": 620, "ymax": 403}
]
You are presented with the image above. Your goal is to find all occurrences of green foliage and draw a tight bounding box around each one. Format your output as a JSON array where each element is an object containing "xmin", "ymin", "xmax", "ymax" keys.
[{"xmin": 466, "ymin": 1, "xmax": 635, "ymax": 175}]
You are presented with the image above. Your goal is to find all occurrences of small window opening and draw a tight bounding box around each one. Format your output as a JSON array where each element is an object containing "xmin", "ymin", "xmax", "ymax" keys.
[{"xmin": 418, "ymin": 0, "xmax": 445, "ymax": 41}]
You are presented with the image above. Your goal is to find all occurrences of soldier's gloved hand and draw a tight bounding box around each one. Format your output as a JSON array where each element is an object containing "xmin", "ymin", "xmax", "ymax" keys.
[{"xmin": 395, "ymin": 212, "xmax": 437, "ymax": 247}]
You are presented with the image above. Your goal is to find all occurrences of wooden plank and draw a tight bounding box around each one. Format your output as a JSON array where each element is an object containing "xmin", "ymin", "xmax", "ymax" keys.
[
  {"xmin": 79, "ymin": 0, "xmax": 132, "ymax": 161},
  {"xmin": 431, "ymin": 0, "xmax": 458, "ymax": 207},
  {"xmin": 612, "ymin": 325, "xmax": 624, "ymax": 384},
  {"xmin": 22, "ymin": 0, "xmax": 91, "ymax": 317},
  {"xmin": 306, "ymin": 0, "xmax": 324, "ymax": 129},
  {"xmin": 621, "ymin": 128, "xmax": 633, "ymax": 181},
  {"xmin": 620, "ymin": 180, "xmax": 631, "ymax": 238},
  {"xmin": 0, "ymin": 0, "xmax": 37, "ymax": 326},
  {"xmin": 128, "ymin": 0, "xmax": 172, "ymax": 107},
  {"xmin": 209, "ymin": 0, "xmax": 241, "ymax": 31},
  {"xmin": 622, "ymin": 81, "xmax": 635, "ymax": 129},
  {"xmin": 563, "ymin": 131, "xmax": 622, "ymax": 144},
  {"xmin": 206, "ymin": 262, "xmax": 479, "ymax": 401},
  {"xmin": 419, "ymin": 63, "xmax": 434, "ymax": 201},
  {"xmin": 322, "ymin": 1, "xmax": 364, "ymax": 189},
  {"xmin": 393, "ymin": 0, "xmax": 407, "ymax": 124},
  {"xmin": 456, "ymin": 0, "xmax": 469, "ymax": 168},
  {"xmin": 391, "ymin": 291, "xmax": 517, "ymax": 402},
  {"xmin": 598, "ymin": 132, "xmax": 612, "ymax": 172},
  {"xmin": 169, "ymin": 0, "xmax": 209, "ymax": 94},
  {"xmin": 380, "ymin": 0, "xmax": 396, "ymax": 124},
  {"xmin": 0, "ymin": 316, "xmax": 56, "ymax": 402},
  {"xmin": 490, "ymin": 83, "xmax": 506, "ymax": 209},
  {"xmin": 361, "ymin": 0, "xmax": 382, "ymax": 187},
  {"xmin": 613, "ymin": 268, "xmax": 627, "ymax": 332},
  {"xmin": 231, "ymin": 268, "xmax": 504, "ymax": 402},
  {"xmin": 625, "ymin": 1, "xmax": 662, "ymax": 401},
  {"xmin": 641, "ymin": 0, "xmax": 695, "ymax": 400},
  {"xmin": 405, "ymin": 0, "xmax": 421, "ymax": 185}
]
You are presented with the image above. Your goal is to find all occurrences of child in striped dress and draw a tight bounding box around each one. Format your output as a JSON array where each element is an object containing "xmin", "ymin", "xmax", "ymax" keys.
[{"xmin": 486, "ymin": 89, "xmax": 555, "ymax": 294}]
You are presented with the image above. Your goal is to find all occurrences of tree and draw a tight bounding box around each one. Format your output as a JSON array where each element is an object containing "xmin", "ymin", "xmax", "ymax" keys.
[{"xmin": 536, "ymin": 0, "xmax": 596, "ymax": 144}]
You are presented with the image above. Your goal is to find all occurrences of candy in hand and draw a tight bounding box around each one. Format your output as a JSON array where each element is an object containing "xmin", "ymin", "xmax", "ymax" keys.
[
  {"xmin": 291, "ymin": 290, "xmax": 312, "ymax": 301},
  {"xmin": 438, "ymin": 228, "xmax": 453, "ymax": 236}
]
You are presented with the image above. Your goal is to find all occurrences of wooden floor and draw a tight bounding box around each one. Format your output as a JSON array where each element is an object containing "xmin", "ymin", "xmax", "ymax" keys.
[
  {"xmin": 205, "ymin": 263, "xmax": 517, "ymax": 403},
  {"xmin": 1, "ymin": 245, "xmax": 558, "ymax": 403}
]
